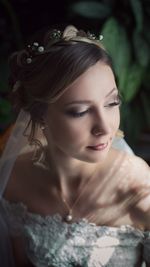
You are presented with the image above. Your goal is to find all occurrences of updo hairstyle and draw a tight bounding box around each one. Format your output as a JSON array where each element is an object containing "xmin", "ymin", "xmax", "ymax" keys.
[{"xmin": 9, "ymin": 25, "xmax": 113, "ymax": 141}]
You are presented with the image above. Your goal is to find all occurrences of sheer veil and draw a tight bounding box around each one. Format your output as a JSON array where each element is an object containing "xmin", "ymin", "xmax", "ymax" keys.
[
  {"xmin": 0, "ymin": 110, "xmax": 30, "ymax": 267},
  {"xmin": 0, "ymin": 109, "xmax": 134, "ymax": 198},
  {"xmin": 0, "ymin": 109, "xmax": 134, "ymax": 267},
  {"xmin": 0, "ymin": 109, "xmax": 30, "ymax": 198},
  {"xmin": 112, "ymin": 133, "xmax": 134, "ymax": 155}
]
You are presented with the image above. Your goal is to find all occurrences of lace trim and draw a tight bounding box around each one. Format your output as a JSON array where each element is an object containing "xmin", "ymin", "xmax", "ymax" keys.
[
  {"xmin": 0, "ymin": 197, "xmax": 145, "ymax": 235},
  {"xmin": 1, "ymin": 197, "xmax": 150, "ymax": 264}
]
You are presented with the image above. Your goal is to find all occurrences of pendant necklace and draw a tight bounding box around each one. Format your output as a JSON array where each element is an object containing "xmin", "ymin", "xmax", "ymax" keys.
[{"xmin": 59, "ymin": 167, "xmax": 98, "ymax": 223}]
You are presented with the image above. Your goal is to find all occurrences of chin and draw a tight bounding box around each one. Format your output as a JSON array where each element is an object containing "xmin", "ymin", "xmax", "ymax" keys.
[
  {"xmin": 85, "ymin": 154, "xmax": 109, "ymax": 163},
  {"xmin": 76, "ymin": 148, "xmax": 110, "ymax": 164}
]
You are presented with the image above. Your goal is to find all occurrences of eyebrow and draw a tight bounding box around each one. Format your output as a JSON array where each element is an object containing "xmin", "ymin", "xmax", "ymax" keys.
[{"xmin": 64, "ymin": 88, "xmax": 118, "ymax": 106}]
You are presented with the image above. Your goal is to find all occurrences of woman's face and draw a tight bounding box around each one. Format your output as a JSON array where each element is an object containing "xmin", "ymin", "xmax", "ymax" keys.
[{"xmin": 45, "ymin": 61, "xmax": 120, "ymax": 163}]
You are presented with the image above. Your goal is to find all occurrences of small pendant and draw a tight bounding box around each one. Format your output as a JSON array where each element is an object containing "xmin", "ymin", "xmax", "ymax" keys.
[{"xmin": 65, "ymin": 214, "xmax": 73, "ymax": 222}]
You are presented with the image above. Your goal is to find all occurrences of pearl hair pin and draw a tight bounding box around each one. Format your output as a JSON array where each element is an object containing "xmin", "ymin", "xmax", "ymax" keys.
[
  {"xmin": 26, "ymin": 42, "xmax": 45, "ymax": 64},
  {"xmin": 25, "ymin": 27, "xmax": 104, "ymax": 64}
]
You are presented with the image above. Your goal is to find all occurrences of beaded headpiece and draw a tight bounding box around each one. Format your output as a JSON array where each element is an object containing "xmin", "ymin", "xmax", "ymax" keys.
[{"xmin": 25, "ymin": 25, "xmax": 103, "ymax": 64}]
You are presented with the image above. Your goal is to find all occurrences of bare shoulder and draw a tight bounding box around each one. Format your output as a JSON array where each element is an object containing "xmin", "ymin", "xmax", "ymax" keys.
[
  {"xmin": 128, "ymin": 153, "xmax": 150, "ymax": 172},
  {"xmin": 125, "ymin": 153, "xmax": 150, "ymax": 195},
  {"xmin": 126, "ymin": 153, "xmax": 150, "ymax": 186},
  {"xmin": 10, "ymin": 150, "xmax": 36, "ymax": 179},
  {"xmin": 111, "ymin": 147, "xmax": 150, "ymax": 177},
  {"xmin": 114, "ymin": 149, "xmax": 150, "ymax": 192},
  {"xmin": 4, "ymin": 150, "xmax": 44, "ymax": 201},
  {"xmin": 118, "ymin": 153, "xmax": 150, "ymax": 230}
]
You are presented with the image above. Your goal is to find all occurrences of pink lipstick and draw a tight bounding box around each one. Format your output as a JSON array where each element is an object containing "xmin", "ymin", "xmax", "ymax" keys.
[{"xmin": 87, "ymin": 143, "xmax": 108, "ymax": 151}]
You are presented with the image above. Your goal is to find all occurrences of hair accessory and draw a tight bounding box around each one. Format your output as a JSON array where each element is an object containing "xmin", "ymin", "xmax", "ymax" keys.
[
  {"xmin": 26, "ymin": 42, "xmax": 45, "ymax": 64},
  {"xmin": 25, "ymin": 26, "xmax": 104, "ymax": 64},
  {"xmin": 40, "ymin": 124, "xmax": 46, "ymax": 130},
  {"xmin": 86, "ymin": 31, "xmax": 103, "ymax": 41},
  {"xmin": 62, "ymin": 25, "xmax": 78, "ymax": 39},
  {"xmin": 49, "ymin": 29, "xmax": 62, "ymax": 40},
  {"xmin": 26, "ymin": 58, "xmax": 32, "ymax": 64},
  {"xmin": 99, "ymin": 35, "xmax": 104, "ymax": 41},
  {"xmin": 87, "ymin": 32, "xmax": 96, "ymax": 40}
]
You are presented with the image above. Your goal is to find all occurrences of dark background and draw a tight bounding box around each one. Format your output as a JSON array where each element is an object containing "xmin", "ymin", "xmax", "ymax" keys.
[{"xmin": 0, "ymin": 0, "xmax": 150, "ymax": 164}]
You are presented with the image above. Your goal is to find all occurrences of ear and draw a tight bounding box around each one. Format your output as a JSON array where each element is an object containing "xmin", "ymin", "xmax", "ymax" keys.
[{"xmin": 62, "ymin": 25, "xmax": 78, "ymax": 38}]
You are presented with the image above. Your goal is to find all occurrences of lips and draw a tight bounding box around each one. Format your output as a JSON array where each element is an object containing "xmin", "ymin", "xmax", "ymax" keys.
[{"xmin": 87, "ymin": 142, "xmax": 108, "ymax": 151}]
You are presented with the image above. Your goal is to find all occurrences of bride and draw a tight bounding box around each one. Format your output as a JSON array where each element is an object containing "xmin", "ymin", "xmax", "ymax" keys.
[{"xmin": 0, "ymin": 25, "xmax": 150, "ymax": 267}]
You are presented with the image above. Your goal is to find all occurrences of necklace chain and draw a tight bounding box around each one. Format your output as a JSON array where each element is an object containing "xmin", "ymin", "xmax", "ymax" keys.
[
  {"xmin": 59, "ymin": 167, "xmax": 98, "ymax": 222},
  {"xmin": 44, "ymin": 149, "xmax": 98, "ymax": 222}
]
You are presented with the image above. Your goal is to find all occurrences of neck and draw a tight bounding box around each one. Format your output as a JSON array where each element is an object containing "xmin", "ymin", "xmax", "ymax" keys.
[{"xmin": 45, "ymin": 146, "xmax": 100, "ymax": 194}]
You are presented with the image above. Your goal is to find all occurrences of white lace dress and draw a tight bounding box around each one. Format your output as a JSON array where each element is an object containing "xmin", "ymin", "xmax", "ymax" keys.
[
  {"xmin": 0, "ymin": 136, "xmax": 149, "ymax": 267},
  {"xmin": 0, "ymin": 197, "xmax": 149, "ymax": 267}
]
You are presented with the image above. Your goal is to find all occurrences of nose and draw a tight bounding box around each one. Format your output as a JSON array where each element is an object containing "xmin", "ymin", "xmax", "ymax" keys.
[{"xmin": 91, "ymin": 109, "xmax": 111, "ymax": 137}]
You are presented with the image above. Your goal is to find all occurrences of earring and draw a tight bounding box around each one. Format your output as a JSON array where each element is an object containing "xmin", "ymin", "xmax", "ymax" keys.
[
  {"xmin": 41, "ymin": 125, "xmax": 45, "ymax": 130},
  {"xmin": 40, "ymin": 123, "xmax": 46, "ymax": 130}
]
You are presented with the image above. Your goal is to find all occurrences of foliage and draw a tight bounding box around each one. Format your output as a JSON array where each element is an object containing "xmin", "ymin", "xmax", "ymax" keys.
[
  {"xmin": 69, "ymin": 1, "xmax": 112, "ymax": 19},
  {"xmin": 69, "ymin": 0, "xmax": 150, "ymax": 146},
  {"xmin": 0, "ymin": 0, "xmax": 150, "ymax": 148},
  {"xmin": 0, "ymin": 0, "xmax": 23, "ymax": 132}
]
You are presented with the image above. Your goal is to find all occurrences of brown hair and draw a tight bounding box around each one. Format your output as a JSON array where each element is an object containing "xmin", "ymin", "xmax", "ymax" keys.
[{"xmin": 9, "ymin": 26, "xmax": 113, "ymax": 140}]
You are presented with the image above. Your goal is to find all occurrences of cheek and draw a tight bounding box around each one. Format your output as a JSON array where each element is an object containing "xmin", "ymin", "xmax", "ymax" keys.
[
  {"xmin": 47, "ymin": 116, "xmax": 85, "ymax": 144},
  {"xmin": 110, "ymin": 109, "xmax": 120, "ymax": 130}
]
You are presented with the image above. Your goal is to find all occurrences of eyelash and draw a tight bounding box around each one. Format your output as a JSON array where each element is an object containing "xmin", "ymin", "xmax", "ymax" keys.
[{"xmin": 67, "ymin": 98, "xmax": 121, "ymax": 118}]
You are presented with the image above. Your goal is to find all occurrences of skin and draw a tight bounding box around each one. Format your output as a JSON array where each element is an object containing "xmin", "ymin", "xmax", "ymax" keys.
[
  {"xmin": 4, "ymin": 60, "xmax": 150, "ymax": 267},
  {"xmin": 43, "ymin": 61, "xmax": 120, "ymax": 192}
]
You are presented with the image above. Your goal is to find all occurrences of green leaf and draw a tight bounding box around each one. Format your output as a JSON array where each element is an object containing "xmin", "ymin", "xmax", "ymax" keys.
[
  {"xmin": 130, "ymin": 0, "xmax": 143, "ymax": 31},
  {"xmin": 101, "ymin": 17, "xmax": 131, "ymax": 84},
  {"xmin": 142, "ymin": 67, "xmax": 150, "ymax": 90},
  {"xmin": 101, "ymin": 17, "xmax": 119, "ymax": 57},
  {"xmin": 122, "ymin": 63, "xmax": 144, "ymax": 102},
  {"xmin": 69, "ymin": 1, "xmax": 111, "ymax": 19},
  {"xmin": 121, "ymin": 103, "xmax": 143, "ymax": 146},
  {"xmin": 115, "ymin": 27, "xmax": 131, "ymax": 91},
  {"xmin": 133, "ymin": 31, "xmax": 150, "ymax": 67}
]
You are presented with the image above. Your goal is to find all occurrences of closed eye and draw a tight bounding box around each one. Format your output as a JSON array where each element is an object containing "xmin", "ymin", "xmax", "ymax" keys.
[
  {"xmin": 65, "ymin": 96, "xmax": 121, "ymax": 118},
  {"xmin": 105, "ymin": 95, "xmax": 122, "ymax": 107},
  {"xmin": 65, "ymin": 109, "xmax": 89, "ymax": 118},
  {"xmin": 105, "ymin": 101, "xmax": 121, "ymax": 107}
]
